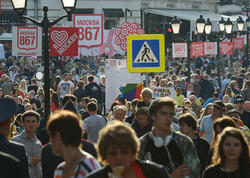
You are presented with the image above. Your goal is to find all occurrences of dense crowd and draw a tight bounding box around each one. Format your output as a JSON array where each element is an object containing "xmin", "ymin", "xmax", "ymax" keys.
[{"xmin": 0, "ymin": 52, "xmax": 249, "ymax": 178}]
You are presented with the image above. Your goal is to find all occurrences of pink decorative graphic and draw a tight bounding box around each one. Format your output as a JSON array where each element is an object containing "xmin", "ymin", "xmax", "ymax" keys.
[
  {"xmin": 114, "ymin": 22, "xmax": 144, "ymax": 50},
  {"xmin": 220, "ymin": 42, "xmax": 233, "ymax": 55},
  {"xmin": 100, "ymin": 29, "xmax": 115, "ymax": 58}
]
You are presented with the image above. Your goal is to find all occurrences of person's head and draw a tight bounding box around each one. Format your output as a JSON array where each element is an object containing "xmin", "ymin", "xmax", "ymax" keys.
[
  {"xmin": 37, "ymin": 88, "xmax": 44, "ymax": 97},
  {"xmin": 178, "ymin": 113, "xmax": 197, "ymax": 136},
  {"xmin": 224, "ymin": 87, "xmax": 234, "ymax": 97},
  {"xmin": 19, "ymin": 79, "xmax": 27, "ymax": 89},
  {"xmin": 61, "ymin": 94, "xmax": 77, "ymax": 108},
  {"xmin": 87, "ymin": 101, "xmax": 98, "ymax": 115},
  {"xmin": 130, "ymin": 99, "xmax": 139, "ymax": 114},
  {"xmin": 235, "ymin": 98, "xmax": 244, "ymax": 111},
  {"xmin": 47, "ymin": 110, "xmax": 83, "ymax": 156},
  {"xmin": 244, "ymin": 101, "xmax": 250, "ymax": 112},
  {"xmin": 227, "ymin": 109, "xmax": 241, "ymax": 125},
  {"xmin": 88, "ymin": 75, "xmax": 94, "ymax": 82},
  {"xmin": 175, "ymin": 87, "xmax": 182, "ymax": 96},
  {"xmin": 213, "ymin": 101, "xmax": 226, "ymax": 117},
  {"xmin": 212, "ymin": 92, "xmax": 220, "ymax": 101},
  {"xmin": 135, "ymin": 107, "xmax": 150, "ymax": 129},
  {"xmin": 149, "ymin": 97, "xmax": 177, "ymax": 135},
  {"xmin": 113, "ymin": 105, "xmax": 127, "ymax": 121},
  {"xmin": 62, "ymin": 73, "xmax": 69, "ymax": 81},
  {"xmin": 24, "ymin": 103, "xmax": 32, "ymax": 111},
  {"xmin": 100, "ymin": 75, "xmax": 105, "ymax": 86},
  {"xmin": 242, "ymin": 80, "xmax": 250, "ymax": 90},
  {"xmin": 222, "ymin": 94, "xmax": 230, "ymax": 103},
  {"xmin": 0, "ymin": 88, "xmax": 5, "ymax": 98},
  {"xmin": 28, "ymin": 90, "xmax": 36, "ymax": 99},
  {"xmin": 211, "ymin": 116, "xmax": 237, "ymax": 148},
  {"xmin": 81, "ymin": 97, "xmax": 89, "ymax": 110},
  {"xmin": 21, "ymin": 110, "xmax": 40, "ymax": 135},
  {"xmin": 212, "ymin": 127, "xmax": 250, "ymax": 177},
  {"xmin": 141, "ymin": 88, "xmax": 152, "ymax": 105},
  {"xmin": 189, "ymin": 95, "xmax": 197, "ymax": 105},
  {"xmin": 31, "ymin": 78, "xmax": 37, "ymax": 86},
  {"xmin": 184, "ymin": 100, "xmax": 192, "ymax": 110},
  {"xmin": 0, "ymin": 98, "xmax": 17, "ymax": 137},
  {"xmin": 97, "ymin": 121, "xmax": 140, "ymax": 171}
]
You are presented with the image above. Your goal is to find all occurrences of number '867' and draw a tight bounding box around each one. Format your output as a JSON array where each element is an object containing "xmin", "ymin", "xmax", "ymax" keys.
[
  {"xmin": 19, "ymin": 36, "xmax": 35, "ymax": 46},
  {"xmin": 78, "ymin": 27, "xmax": 99, "ymax": 41}
]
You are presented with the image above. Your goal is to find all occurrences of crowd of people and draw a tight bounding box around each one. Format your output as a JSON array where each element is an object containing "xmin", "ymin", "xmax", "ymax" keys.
[{"xmin": 0, "ymin": 52, "xmax": 249, "ymax": 178}]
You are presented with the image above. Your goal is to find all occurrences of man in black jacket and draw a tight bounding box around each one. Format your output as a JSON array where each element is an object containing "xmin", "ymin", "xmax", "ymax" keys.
[
  {"xmin": 0, "ymin": 97, "xmax": 29, "ymax": 178},
  {"xmin": 84, "ymin": 75, "xmax": 102, "ymax": 110},
  {"xmin": 199, "ymin": 74, "xmax": 215, "ymax": 101}
]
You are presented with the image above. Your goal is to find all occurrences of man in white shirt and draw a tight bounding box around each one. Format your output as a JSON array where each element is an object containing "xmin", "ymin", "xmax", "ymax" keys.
[{"xmin": 57, "ymin": 73, "xmax": 74, "ymax": 99}]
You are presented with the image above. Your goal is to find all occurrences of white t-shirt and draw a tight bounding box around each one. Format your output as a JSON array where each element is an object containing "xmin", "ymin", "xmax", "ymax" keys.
[{"xmin": 58, "ymin": 80, "xmax": 74, "ymax": 98}]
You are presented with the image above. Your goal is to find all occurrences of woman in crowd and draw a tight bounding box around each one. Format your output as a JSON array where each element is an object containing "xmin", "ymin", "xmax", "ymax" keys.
[
  {"xmin": 36, "ymin": 87, "xmax": 44, "ymax": 103},
  {"xmin": 203, "ymin": 127, "xmax": 250, "ymax": 178},
  {"xmin": 198, "ymin": 103, "xmax": 213, "ymax": 124},
  {"xmin": 47, "ymin": 110, "xmax": 100, "ymax": 177},
  {"xmin": 224, "ymin": 87, "xmax": 235, "ymax": 104},
  {"xmin": 86, "ymin": 121, "xmax": 168, "ymax": 178},
  {"xmin": 19, "ymin": 79, "xmax": 28, "ymax": 94}
]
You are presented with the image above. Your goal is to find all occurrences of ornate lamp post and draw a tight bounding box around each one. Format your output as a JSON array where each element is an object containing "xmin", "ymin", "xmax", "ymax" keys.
[{"xmin": 11, "ymin": 0, "xmax": 77, "ymax": 119}]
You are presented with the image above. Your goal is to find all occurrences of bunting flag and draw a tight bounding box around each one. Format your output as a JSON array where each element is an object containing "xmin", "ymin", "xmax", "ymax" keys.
[{"xmin": 120, "ymin": 83, "xmax": 143, "ymax": 101}]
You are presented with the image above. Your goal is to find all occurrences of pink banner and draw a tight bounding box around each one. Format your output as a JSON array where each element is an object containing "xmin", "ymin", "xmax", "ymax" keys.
[
  {"xmin": 220, "ymin": 42, "xmax": 233, "ymax": 55},
  {"xmin": 205, "ymin": 42, "xmax": 217, "ymax": 55},
  {"xmin": 172, "ymin": 43, "xmax": 187, "ymax": 58},
  {"xmin": 233, "ymin": 38, "xmax": 244, "ymax": 49},
  {"xmin": 190, "ymin": 42, "xmax": 205, "ymax": 57}
]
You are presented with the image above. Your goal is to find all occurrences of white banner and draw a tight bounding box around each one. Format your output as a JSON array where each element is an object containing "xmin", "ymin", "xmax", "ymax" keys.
[
  {"xmin": 105, "ymin": 59, "xmax": 142, "ymax": 113},
  {"xmin": 172, "ymin": 43, "xmax": 187, "ymax": 58},
  {"xmin": 205, "ymin": 42, "xmax": 217, "ymax": 55},
  {"xmin": 12, "ymin": 26, "xmax": 42, "ymax": 56},
  {"xmin": 73, "ymin": 14, "xmax": 103, "ymax": 48}
]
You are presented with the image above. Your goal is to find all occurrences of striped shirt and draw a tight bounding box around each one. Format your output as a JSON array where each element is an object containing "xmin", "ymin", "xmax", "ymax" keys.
[{"xmin": 54, "ymin": 156, "xmax": 100, "ymax": 178}]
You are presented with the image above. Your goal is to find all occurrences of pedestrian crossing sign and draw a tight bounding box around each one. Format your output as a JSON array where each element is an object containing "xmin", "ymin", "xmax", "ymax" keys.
[{"xmin": 127, "ymin": 34, "xmax": 165, "ymax": 73}]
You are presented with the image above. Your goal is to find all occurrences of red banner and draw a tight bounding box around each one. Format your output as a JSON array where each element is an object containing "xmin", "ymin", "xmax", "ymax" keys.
[
  {"xmin": 50, "ymin": 27, "xmax": 79, "ymax": 56},
  {"xmin": 233, "ymin": 38, "xmax": 244, "ymax": 49},
  {"xmin": 205, "ymin": 42, "xmax": 217, "ymax": 55},
  {"xmin": 190, "ymin": 42, "xmax": 205, "ymax": 57},
  {"xmin": 220, "ymin": 42, "xmax": 233, "ymax": 55}
]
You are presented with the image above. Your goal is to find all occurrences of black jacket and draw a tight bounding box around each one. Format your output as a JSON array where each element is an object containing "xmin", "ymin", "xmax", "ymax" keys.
[
  {"xmin": 85, "ymin": 159, "xmax": 169, "ymax": 178},
  {"xmin": 0, "ymin": 151, "xmax": 26, "ymax": 178},
  {"xmin": 84, "ymin": 82, "xmax": 102, "ymax": 103},
  {"xmin": 199, "ymin": 79, "xmax": 215, "ymax": 101},
  {"xmin": 192, "ymin": 133, "xmax": 210, "ymax": 175},
  {"xmin": 0, "ymin": 134, "xmax": 29, "ymax": 178}
]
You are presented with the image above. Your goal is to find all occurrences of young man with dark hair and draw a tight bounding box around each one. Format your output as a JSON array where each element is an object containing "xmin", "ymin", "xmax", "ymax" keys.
[
  {"xmin": 83, "ymin": 102, "xmax": 106, "ymax": 143},
  {"xmin": 132, "ymin": 107, "xmax": 152, "ymax": 138},
  {"xmin": 12, "ymin": 110, "xmax": 42, "ymax": 178},
  {"xmin": 178, "ymin": 113, "xmax": 210, "ymax": 176},
  {"xmin": 139, "ymin": 97, "xmax": 200, "ymax": 178}
]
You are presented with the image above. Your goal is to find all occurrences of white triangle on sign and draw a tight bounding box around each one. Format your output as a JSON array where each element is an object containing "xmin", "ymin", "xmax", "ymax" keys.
[{"xmin": 134, "ymin": 41, "xmax": 158, "ymax": 63}]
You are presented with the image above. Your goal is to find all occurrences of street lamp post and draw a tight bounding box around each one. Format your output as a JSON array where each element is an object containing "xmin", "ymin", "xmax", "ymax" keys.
[
  {"xmin": 171, "ymin": 16, "xmax": 193, "ymax": 82},
  {"xmin": 246, "ymin": 16, "xmax": 250, "ymax": 60},
  {"xmin": 11, "ymin": 0, "xmax": 77, "ymax": 119}
]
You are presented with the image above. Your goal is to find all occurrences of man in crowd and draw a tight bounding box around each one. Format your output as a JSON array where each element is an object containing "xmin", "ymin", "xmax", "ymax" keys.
[
  {"xmin": 178, "ymin": 113, "xmax": 210, "ymax": 176},
  {"xmin": 83, "ymin": 101, "xmax": 106, "ymax": 143},
  {"xmin": 12, "ymin": 110, "xmax": 42, "ymax": 178},
  {"xmin": 139, "ymin": 97, "xmax": 200, "ymax": 178},
  {"xmin": 57, "ymin": 73, "xmax": 75, "ymax": 99},
  {"xmin": 200, "ymin": 101, "xmax": 225, "ymax": 144},
  {"xmin": 190, "ymin": 95, "xmax": 202, "ymax": 119},
  {"xmin": 0, "ymin": 97, "xmax": 29, "ymax": 178}
]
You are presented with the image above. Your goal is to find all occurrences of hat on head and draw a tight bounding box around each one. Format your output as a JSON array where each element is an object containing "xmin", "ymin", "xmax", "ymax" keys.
[
  {"xmin": 0, "ymin": 98, "xmax": 17, "ymax": 123},
  {"xmin": 235, "ymin": 98, "xmax": 244, "ymax": 104}
]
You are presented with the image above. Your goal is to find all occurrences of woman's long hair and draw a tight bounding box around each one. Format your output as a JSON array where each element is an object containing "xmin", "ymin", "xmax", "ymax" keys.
[{"xmin": 212, "ymin": 127, "xmax": 250, "ymax": 178}]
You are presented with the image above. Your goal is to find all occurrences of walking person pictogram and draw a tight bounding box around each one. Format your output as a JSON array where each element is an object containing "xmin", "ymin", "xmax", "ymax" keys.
[{"xmin": 137, "ymin": 44, "xmax": 152, "ymax": 62}]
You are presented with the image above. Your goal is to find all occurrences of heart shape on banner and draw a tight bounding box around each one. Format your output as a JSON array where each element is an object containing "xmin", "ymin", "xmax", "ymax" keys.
[{"xmin": 51, "ymin": 31, "xmax": 68, "ymax": 47}]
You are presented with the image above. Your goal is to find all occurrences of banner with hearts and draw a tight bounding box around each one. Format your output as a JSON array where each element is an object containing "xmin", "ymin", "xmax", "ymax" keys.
[
  {"xmin": 220, "ymin": 42, "xmax": 233, "ymax": 55},
  {"xmin": 190, "ymin": 42, "xmax": 205, "ymax": 57},
  {"xmin": 50, "ymin": 27, "xmax": 79, "ymax": 56}
]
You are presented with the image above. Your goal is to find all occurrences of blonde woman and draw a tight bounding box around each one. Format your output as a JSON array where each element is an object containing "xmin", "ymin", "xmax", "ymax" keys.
[{"xmin": 19, "ymin": 79, "xmax": 28, "ymax": 94}]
